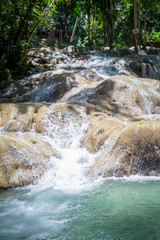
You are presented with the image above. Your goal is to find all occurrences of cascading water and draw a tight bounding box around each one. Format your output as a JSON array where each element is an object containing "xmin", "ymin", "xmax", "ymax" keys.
[
  {"xmin": 35, "ymin": 107, "xmax": 101, "ymax": 192},
  {"xmin": 1, "ymin": 108, "xmax": 160, "ymax": 240},
  {"xmin": 1, "ymin": 47, "xmax": 160, "ymax": 240}
]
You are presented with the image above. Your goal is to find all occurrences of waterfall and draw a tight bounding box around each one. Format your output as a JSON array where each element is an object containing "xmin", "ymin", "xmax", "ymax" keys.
[
  {"xmin": 1, "ymin": 46, "xmax": 160, "ymax": 240},
  {"xmin": 33, "ymin": 106, "xmax": 101, "ymax": 192}
]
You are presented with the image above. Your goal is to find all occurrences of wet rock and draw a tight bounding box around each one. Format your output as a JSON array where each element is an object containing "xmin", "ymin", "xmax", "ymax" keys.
[
  {"xmin": 0, "ymin": 132, "xmax": 56, "ymax": 188},
  {"xmin": 114, "ymin": 56, "xmax": 158, "ymax": 80},
  {"xmin": 146, "ymin": 47, "xmax": 160, "ymax": 55},
  {"xmin": 0, "ymin": 71, "xmax": 90, "ymax": 103},
  {"xmin": 0, "ymin": 103, "xmax": 34, "ymax": 131},
  {"xmin": 117, "ymin": 70, "xmax": 138, "ymax": 77},
  {"xmin": 78, "ymin": 69, "xmax": 104, "ymax": 82},
  {"xmin": 34, "ymin": 102, "xmax": 86, "ymax": 134},
  {"xmin": 81, "ymin": 112, "xmax": 124, "ymax": 153},
  {"xmin": 1, "ymin": 98, "xmax": 160, "ymax": 188},
  {"xmin": 26, "ymin": 47, "xmax": 57, "ymax": 69},
  {"xmin": 87, "ymin": 75, "xmax": 160, "ymax": 117},
  {"xmin": 0, "ymin": 103, "xmax": 44, "ymax": 132},
  {"xmin": 119, "ymin": 48, "xmax": 135, "ymax": 57},
  {"xmin": 62, "ymin": 45, "xmax": 79, "ymax": 54},
  {"xmin": 138, "ymin": 49, "xmax": 148, "ymax": 56},
  {"xmin": 106, "ymin": 49, "xmax": 120, "ymax": 57},
  {"xmin": 128, "ymin": 60, "xmax": 157, "ymax": 79},
  {"xmin": 1, "ymin": 42, "xmax": 160, "ymax": 186},
  {"xmin": 88, "ymin": 121, "xmax": 160, "ymax": 178}
]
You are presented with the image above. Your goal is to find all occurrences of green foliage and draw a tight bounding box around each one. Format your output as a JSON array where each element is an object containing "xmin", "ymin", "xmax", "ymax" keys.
[
  {"xmin": 145, "ymin": 30, "xmax": 160, "ymax": 46},
  {"xmin": 20, "ymin": 41, "xmax": 31, "ymax": 49},
  {"xmin": 0, "ymin": 58, "xmax": 11, "ymax": 81},
  {"xmin": 11, "ymin": 63, "xmax": 31, "ymax": 81},
  {"xmin": 0, "ymin": 0, "xmax": 160, "ymax": 89}
]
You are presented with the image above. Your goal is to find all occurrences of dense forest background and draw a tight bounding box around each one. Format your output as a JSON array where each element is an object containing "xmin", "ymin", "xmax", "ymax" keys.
[{"xmin": 0, "ymin": 0, "xmax": 160, "ymax": 82}]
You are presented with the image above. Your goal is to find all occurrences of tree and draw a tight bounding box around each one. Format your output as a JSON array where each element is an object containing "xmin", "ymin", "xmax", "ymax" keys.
[
  {"xmin": 106, "ymin": 0, "xmax": 114, "ymax": 49},
  {"xmin": 134, "ymin": 0, "xmax": 139, "ymax": 52}
]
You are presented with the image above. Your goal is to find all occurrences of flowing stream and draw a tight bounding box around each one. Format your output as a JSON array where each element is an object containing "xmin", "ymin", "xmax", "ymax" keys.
[
  {"xmin": 1, "ymin": 115, "xmax": 160, "ymax": 240},
  {"xmin": 1, "ymin": 49, "xmax": 160, "ymax": 240}
]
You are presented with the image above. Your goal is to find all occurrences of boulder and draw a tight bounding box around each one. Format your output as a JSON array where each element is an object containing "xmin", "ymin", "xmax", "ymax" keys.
[
  {"xmin": 87, "ymin": 75, "xmax": 160, "ymax": 117},
  {"xmin": 118, "ymin": 70, "xmax": 138, "ymax": 77},
  {"xmin": 81, "ymin": 112, "xmax": 124, "ymax": 153},
  {"xmin": 26, "ymin": 47, "xmax": 57, "ymax": 70},
  {"xmin": 0, "ymin": 132, "xmax": 56, "ymax": 188},
  {"xmin": 119, "ymin": 48, "xmax": 135, "ymax": 57},
  {"xmin": 34, "ymin": 102, "xmax": 89, "ymax": 135},
  {"xmin": 146, "ymin": 47, "xmax": 160, "ymax": 55},
  {"xmin": 0, "ymin": 103, "xmax": 43, "ymax": 132},
  {"xmin": 78, "ymin": 69, "xmax": 104, "ymax": 82},
  {"xmin": 0, "ymin": 71, "xmax": 91, "ymax": 103},
  {"xmin": 89, "ymin": 121, "xmax": 160, "ymax": 177},
  {"xmin": 1, "ymin": 71, "xmax": 160, "ymax": 188},
  {"xmin": 114, "ymin": 55, "xmax": 159, "ymax": 80},
  {"xmin": 106, "ymin": 49, "xmax": 120, "ymax": 57}
]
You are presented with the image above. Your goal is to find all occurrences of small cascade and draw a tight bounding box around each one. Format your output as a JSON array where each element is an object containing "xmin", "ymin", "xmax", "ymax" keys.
[
  {"xmin": 1, "ymin": 45, "xmax": 160, "ymax": 240},
  {"xmin": 127, "ymin": 76, "xmax": 160, "ymax": 114},
  {"xmin": 35, "ymin": 106, "xmax": 99, "ymax": 192},
  {"xmin": 83, "ymin": 53, "xmax": 118, "ymax": 78}
]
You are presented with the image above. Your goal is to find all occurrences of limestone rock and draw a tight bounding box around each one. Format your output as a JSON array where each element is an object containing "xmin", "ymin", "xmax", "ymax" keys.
[
  {"xmin": 78, "ymin": 69, "xmax": 104, "ymax": 82},
  {"xmin": 0, "ymin": 71, "xmax": 91, "ymax": 103},
  {"xmin": 0, "ymin": 133, "xmax": 56, "ymax": 188},
  {"xmin": 87, "ymin": 75, "xmax": 160, "ymax": 117},
  {"xmin": 34, "ymin": 102, "xmax": 86, "ymax": 134},
  {"xmin": 81, "ymin": 112, "xmax": 124, "ymax": 153},
  {"xmin": 114, "ymin": 55, "xmax": 159, "ymax": 80},
  {"xmin": 0, "ymin": 103, "xmax": 43, "ymax": 132},
  {"xmin": 26, "ymin": 47, "xmax": 57, "ymax": 69},
  {"xmin": 89, "ymin": 121, "xmax": 160, "ymax": 178}
]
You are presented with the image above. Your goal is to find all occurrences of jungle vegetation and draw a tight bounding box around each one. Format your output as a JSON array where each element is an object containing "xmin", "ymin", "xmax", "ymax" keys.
[{"xmin": 0, "ymin": 0, "xmax": 160, "ymax": 82}]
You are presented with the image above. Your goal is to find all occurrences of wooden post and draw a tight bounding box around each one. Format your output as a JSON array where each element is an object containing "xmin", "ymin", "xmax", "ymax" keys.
[{"xmin": 70, "ymin": 16, "xmax": 79, "ymax": 43}]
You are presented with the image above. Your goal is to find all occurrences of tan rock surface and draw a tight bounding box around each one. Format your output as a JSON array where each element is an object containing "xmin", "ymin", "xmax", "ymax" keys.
[
  {"xmin": 82, "ymin": 112, "xmax": 124, "ymax": 153},
  {"xmin": 88, "ymin": 76, "xmax": 160, "ymax": 116},
  {"xmin": 0, "ymin": 103, "xmax": 43, "ymax": 132},
  {"xmin": 0, "ymin": 132, "xmax": 56, "ymax": 188},
  {"xmin": 34, "ymin": 102, "xmax": 86, "ymax": 134},
  {"xmin": 89, "ymin": 121, "xmax": 160, "ymax": 178}
]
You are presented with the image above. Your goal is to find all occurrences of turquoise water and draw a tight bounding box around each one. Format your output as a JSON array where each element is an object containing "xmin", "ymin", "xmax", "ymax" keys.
[{"xmin": 0, "ymin": 179, "xmax": 160, "ymax": 240}]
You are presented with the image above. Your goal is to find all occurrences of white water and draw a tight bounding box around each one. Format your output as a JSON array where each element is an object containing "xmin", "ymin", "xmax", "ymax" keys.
[{"xmin": 29, "ymin": 107, "xmax": 103, "ymax": 193}]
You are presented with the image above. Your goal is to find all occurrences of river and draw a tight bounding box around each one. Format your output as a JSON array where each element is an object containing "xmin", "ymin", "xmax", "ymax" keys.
[
  {"xmin": 0, "ymin": 178, "xmax": 160, "ymax": 240},
  {"xmin": 0, "ymin": 47, "xmax": 160, "ymax": 239}
]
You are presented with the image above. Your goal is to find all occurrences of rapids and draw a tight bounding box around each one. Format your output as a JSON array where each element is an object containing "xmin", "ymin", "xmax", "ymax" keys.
[{"xmin": 0, "ymin": 45, "xmax": 160, "ymax": 239}]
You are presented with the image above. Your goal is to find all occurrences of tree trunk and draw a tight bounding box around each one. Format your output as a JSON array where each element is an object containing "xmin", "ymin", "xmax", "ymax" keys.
[
  {"xmin": 103, "ymin": 19, "xmax": 107, "ymax": 46},
  {"xmin": 138, "ymin": 0, "xmax": 141, "ymax": 29},
  {"xmin": 134, "ymin": 0, "xmax": 138, "ymax": 53},
  {"xmin": 15, "ymin": 0, "xmax": 38, "ymax": 47},
  {"xmin": 70, "ymin": 16, "xmax": 79, "ymax": 43},
  {"xmin": 87, "ymin": 11, "xmax": 91, "ymax": 45},
  {"xmin": 106, "ymin": 0, "xmax": 114, "ymax": 50},
  {"xmin": 27, "ymin": 0, "xmax": 55, "ymax": 44},
  {"xmin": 64, "ymin": 1, "xmax": 69, "ymax": 40},
  {"xmin": 138, "ymin": 0, "xmax": 141, "ymax": 48},
  {"xmin": 143, "ymin": 8, "xmax": 147, "ymax": 50},
  {"xmin": 7, "ymin": 0, "xmax": 38, "ymax": 68}
]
